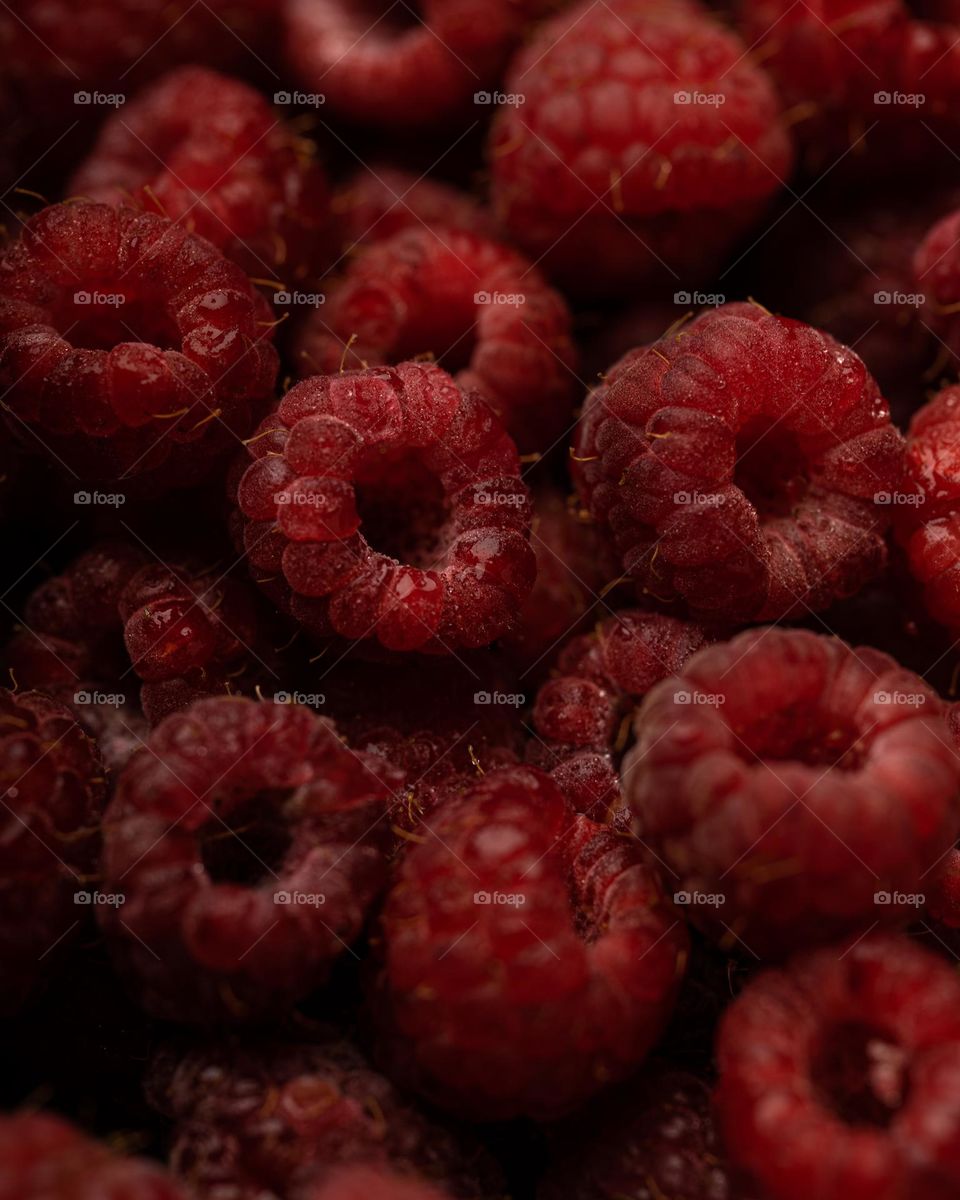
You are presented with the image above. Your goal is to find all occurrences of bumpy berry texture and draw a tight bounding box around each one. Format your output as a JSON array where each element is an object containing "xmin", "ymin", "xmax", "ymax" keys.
[
  {"xmin": 894, "ymin": 385, "xmax": 960, "ymax": 634},
  {"xmin": 528, "ymin": 608, "xmax": 712, "ymax": 820},
  {"xmin": 232, "ymin": 361, "xmax": 536, "ymax": 651},
  {"xmin": 304, "ymin": 1166, "xmax": 455, "ymax": 1200},
  {"xmin": 539, "ymin": 1062, "xmax": 759, "ymax": 1200},
  {"xmin": 716, "ymin": 934, "xmax": 960, "ymax": 1200},
  {"xmin": 292, "ymin": 226, "xmax": 579, "ymax": 452},
  {"xmin": 283, "ymin": 0, "xmax": 551, "ymax": 129},
  {"xmin": 625, "ymin": 627, "xmax": 960, "ymax": 957},
  {"xmin": 916, "ymin": 215, "xmax": 960, "ymax": 363},
  {"xmin": 0, "ymin": 201, "xmax": 278, "ymax": 487},
  {"xmin": 489, "ymin": 0, "xmax": 793, "ymax": 297},
  {"xmin": 0, "ymin": 1111, "xmax": 189, "ymax": 1200},
  {"xmin": 573, "ymin": 303, "xmax": 904, "ymax": 621},
  {"xmin": 70, "ymin": 67, "xmax": 330, "ymax": 282},
  {"xmin": 100, "ymin": 696, "xmax": 402, "ymax": 1023},
  {"xmin": 147, "ymin": 1038, "xmax": 501, "ymax": 1199},
  {"xmin": 333, "ymin": 166, "xmax": 497, "ymax": 251},
  {"xmin": 370, "ymin": 765, "xmax": 688, "ymax": 1120},
  {"xmin": 120, "ymin": 558, "xmax": 265, "ymax": 724},
  {"xmin": 0, "ymin": 689, "xmax": 105, "ymax": 1014}
]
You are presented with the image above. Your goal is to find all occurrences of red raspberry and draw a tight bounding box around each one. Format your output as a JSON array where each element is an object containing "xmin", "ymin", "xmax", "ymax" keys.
[
  {"xmin": 332, "ymin": 166, "xmax": 497, "ymax": 252},
  {"xmin": 283, "ymin": 0, "xmax": 551, "ymax": 129},
  {"xmin": 539, "ymin": 1063, "xmax": 760, "ymax": 1200},
  {"xmin": 69, "ymin": 68, "xmax": 330, "ymax": 282},
  {"xmin": 0, "ymin": 688, "xmax": 105, "ymax": 1014},
  {"xmin": 304, "ymin": 1166, "xmax": 454, "ymax": 1200},
  {"xmin": 894, "ymin": 385, "xmax": 960, "ymax": 633},
  {"xmin": 928, "ymin": 846, "xmax": 960, "ymax": 928},
  {"xmin": 715, "ymin": 934, "xmax": 960, "ymax": 1200},
  {"xmin": 489, "ymin": 0, "xmax": 793, "ymax": 297},
  {"xmin": 915, "ymin": 210, "xmax": 960, "ymax": 361},
  {"xmin": 624, "ymin": 627, "xmax": 960, "ymax": 957},
  {"xmin": 99, "ymin": 696, "xmax": 402, "ymax": 1023},
  {"xmin": 292, "ymin": 226, "xmax": 579, "ymax": 453},
  {"xmin": 528, "ymin": 608, "xmax": 712, "ymax": 819},
  {"xmin": 232, "ymin": 361, "xmax": 536, "ymax": 652},
  {"xmin": 148, "ymin": 1038, "xmax": 502, "ymax": 1199},
  {"xmin": 0, "ymin": 1111, "xmax": 188, "ymax": 1200},
  {"xmin": 0, "ymin": 201, "xmax": 279, "ymax": 488},
  {"xmin": 573, "ymin": 304, "xmax": 904, "ymax": 622},
  {"xmin": 370, "ymin": 765, "xmax": 688, "ymax": 1120}
]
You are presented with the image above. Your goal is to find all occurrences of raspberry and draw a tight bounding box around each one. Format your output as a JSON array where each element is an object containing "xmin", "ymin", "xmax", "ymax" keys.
[
  {"xmin": 99, "ymin": 696, "xmax": 403, "ymax": 1023},
  {"xmin": 573, "ymin": 304, "xmax": 904, "ymax": 621},
  {"xmin": 489, "ymin": 0, "xmax": 793, "ymax": 297},
  {"xmin": 0, "ymin": 688, "xmax": 105, "ymax": 1014},
  {"xmin": 303, "ymin": 1166, "xmax": 454, "ymax": 1200},
  {"xmin": 292, "ymin": 226, "xmax": 579, "ymax": 453},
  {"xmin": 332, "ymin": 167, "xmax": 497, "ymax": 252},
  {"xmin": 0, "ymin": 201, "xmax": 279, "ymax": 488},
  {"xmin": 232, "ymin": 361, "xmax": 536, "ymax": 651},
  {"xmin": 624, "ymin": 627, "xmax": 960, "ymax": 957},
  {"xmin": 915, "ymin": 210, "xmax": 960, "ymax": 361},
  {"xmin": 283, "ymin": 0, "xmax": 550, "ymax": 129},
  {"xmin": 893, "ymin": 385, "xmax": 960, "ymax": 633},
  {"xmin": 928, "ymin": 847, "xmax": 960, "ymax": 927},
  {"xmin": 0, "ymin": 1111, "xmax": 188, "ymax": 1200},
  {"xmin": 528, "ymin": 608, "xmax": 712, "ymax": 819},
  {"xmin": 715, "ymin": 934, "xmax": 960, "ymax": 1200},
  {"xmin": 539, "ymin": 1063, "xmax": 760, "ymax": 1200},
  {"xmin": 120, "ymin": 558, "xmax": 266, "ymax": 724},
  {"xmin": 70, "ymin": 68, "xmax": 330, "ymax": 283},
  {"xmin": 147, "ymin": 1038, "xmax": 502, "ymax": 1199},
  {"xmin": 370, "ymin": 765, "xmax": 687, "ymax": 1119}
]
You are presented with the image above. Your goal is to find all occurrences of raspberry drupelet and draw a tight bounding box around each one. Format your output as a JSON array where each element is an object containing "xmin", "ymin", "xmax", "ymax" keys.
[
  {"xmin": 232, "ymin": 361, "xmax": 536, "ymax": 652},
  {"xmin": 528, "ymin": 608, "xmax": 712, "ymax": 820},
  {"xmin": 573, "ymin": 303, "xmax": 904, "ymax": 622},
  {"xmin": 624, "ymin": 627, "xmax": 960, "ymax": 957},
  {"xmin": 292, "ymin": 226, "xmax": 579, "ymax": 453},
  {"xmin": 99, "ymin": 696, "xmax": 402, "ymax": 1023},
  {"xmin": 304, "ymin": 1166, "xmax": 455, "ymax": 1200},
  {"xmin": 70, "ymin": 67, "xmax": 330, "ymax": 282},
  {"xmin": 0, "ymin": 689, "xmax": 105, "ymax": 1013},
  {"xmin": 715, "ymin": 934, "xmax": 960, "ymax": 1200},
  {"xmin": 370, "ymin": 764, "xmax": 688, "ymax": 1120},
  {"xmin": 489, "ymin": 0, "xmax": 793, "ymax": 298},
  {"xmin": 147, "ymin": 1038, "xmax": 502, "ymax": 1199},
  {"xmin": 0, "ymin": 201, "xmax": 278, "ymax": 488},
  {"xmin": 0, "ymin": 1111, "xmax": 189, "ymax": 1200}
]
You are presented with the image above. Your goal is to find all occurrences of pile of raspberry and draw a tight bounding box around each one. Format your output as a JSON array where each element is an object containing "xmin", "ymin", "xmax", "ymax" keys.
[{"xmin": 9, "ymin": 4, "xmax": 960, "ymax": 1200}]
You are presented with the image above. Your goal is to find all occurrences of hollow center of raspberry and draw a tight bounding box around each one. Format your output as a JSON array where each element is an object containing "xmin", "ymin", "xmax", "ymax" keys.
[
  {"xmin": 812, "ymin": 1020, "xmax": 910, "ymax": 1127},
  {"xmin": 734, "ymin": 421, "xmax": 808, "ymax": 517},
  {"xmin": 742, "ymin": 710, "xmax": 865, "ymax": 770},
  {"xmin": 353, "ymin": 447, "xmax": 451, "ymax": 566},
  {"xmin": 200, "ymin": 794, "xmax": 291, "ymax": 885},
  {"xmin": 58, "ymin": 291, "xmax": 181, "ymax": 353}
]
